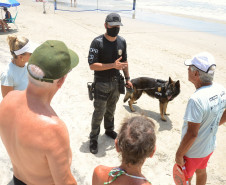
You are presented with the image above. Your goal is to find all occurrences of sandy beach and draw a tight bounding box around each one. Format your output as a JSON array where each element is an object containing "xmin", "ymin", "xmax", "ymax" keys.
[{"xmin": 0, "ymin": 1, "xmax": 226, "ymax": 184}]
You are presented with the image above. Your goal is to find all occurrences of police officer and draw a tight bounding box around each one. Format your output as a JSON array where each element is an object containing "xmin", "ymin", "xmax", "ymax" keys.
[{"xmin": 88, "ymin": 13, "xmax": 132, "ymax": 154}]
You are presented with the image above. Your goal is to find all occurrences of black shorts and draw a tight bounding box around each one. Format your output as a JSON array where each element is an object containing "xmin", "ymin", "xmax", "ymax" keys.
[{"xmin": 13, "ymin": 176, "xmax": 26, "ymax": 185}]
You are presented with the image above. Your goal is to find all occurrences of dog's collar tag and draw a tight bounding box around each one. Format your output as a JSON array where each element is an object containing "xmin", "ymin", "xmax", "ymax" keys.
[{"xmin": 158, "ymin": 87, "xmax": 161, "ymax": 92}]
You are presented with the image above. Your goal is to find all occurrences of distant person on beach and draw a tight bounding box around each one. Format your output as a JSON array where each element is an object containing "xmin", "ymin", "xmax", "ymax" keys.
[
  {"xmin": 71, "ymin": 0, "xmax": 76, "ymax": 7},
  {"xmin": 92, "ymin": 116, "xmax": 156, "ymax": 185},
  {"xmin": 175, "ymin": 52, "xmax": 226, "ymax": 185},
  {"xmin": 88, "ymin": 13, "xmax": 133, "ymax": 154},
  {"xmin": 0, "ymin": 7, "xmax": 11, "ymax": 32},
  {"xmin": 0, "ymin": 35, "xmax": 37, "ymax": 98},
  {"xmin": 0, "ymin": 40, "xmax": 79, "ymax": 185}
]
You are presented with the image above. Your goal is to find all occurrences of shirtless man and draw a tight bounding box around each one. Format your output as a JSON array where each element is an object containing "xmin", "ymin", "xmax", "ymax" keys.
[{"xmin": 0, "ymin": 40, "xmax": 79, "ymax": 185}]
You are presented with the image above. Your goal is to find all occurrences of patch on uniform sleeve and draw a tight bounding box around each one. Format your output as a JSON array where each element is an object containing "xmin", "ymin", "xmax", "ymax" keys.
[{"xmin": 118, "ymin": 49, "xmax": 122, "ymax": 56}]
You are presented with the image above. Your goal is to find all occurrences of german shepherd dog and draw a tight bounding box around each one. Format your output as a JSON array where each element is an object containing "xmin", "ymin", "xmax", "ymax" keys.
[{"xmin": 124, "ymin": 77, "xmax": 180, "ymax": 121}]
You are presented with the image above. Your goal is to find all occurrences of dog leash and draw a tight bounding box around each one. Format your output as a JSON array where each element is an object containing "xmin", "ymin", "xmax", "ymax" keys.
[
  {"xmin": 126, "ymin": 86, "xmax": 156, "ymax": 91},
  {"xmin": 135, "ymin": 87, "xmax": 156, "ymax": 91},
  {"xmin": 127, "ymin": 86, "xmax": 166, "ymax": 98}
]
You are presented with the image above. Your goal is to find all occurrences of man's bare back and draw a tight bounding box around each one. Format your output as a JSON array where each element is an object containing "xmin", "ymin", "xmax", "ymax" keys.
[{"xmin": 0, "ymin": 90, "xmax": 75, "ymax": 185}]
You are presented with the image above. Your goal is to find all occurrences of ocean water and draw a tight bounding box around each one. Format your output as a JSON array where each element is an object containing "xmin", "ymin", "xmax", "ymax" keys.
[
  {"xmin": 132, "ymin": 0, "xmax": 226, "ymax": 22},
  {"xmin": 55, "ymin": 0, "xmax": 226, "ymax": 21},
  {"xmin": 53, "ymin": 0, "xmax": 226, "ymax": 37}
]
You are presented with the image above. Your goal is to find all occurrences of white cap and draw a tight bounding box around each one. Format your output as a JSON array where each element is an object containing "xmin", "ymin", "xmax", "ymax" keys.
[
  {"xmin": 184, "ymin": 52, "xmax": 216, "ymax": 73},
  {"xmin": 14, "ymin": 41, "xmax": 39, "ymax": 56}
]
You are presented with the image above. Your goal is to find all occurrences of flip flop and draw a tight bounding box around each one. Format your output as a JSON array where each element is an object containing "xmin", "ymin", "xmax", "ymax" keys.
[{"xmin": 173, "ymin": 163, "xmax": 189, "ymax": 185}]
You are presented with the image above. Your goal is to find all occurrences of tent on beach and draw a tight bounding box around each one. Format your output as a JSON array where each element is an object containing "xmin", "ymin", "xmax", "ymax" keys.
[{"xmin": 0, "ymin": 0, "xmax": 20, "ymax": 7}]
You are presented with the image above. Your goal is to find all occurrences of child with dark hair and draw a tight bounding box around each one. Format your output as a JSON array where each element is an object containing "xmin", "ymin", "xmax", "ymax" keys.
[{"xmin": 92, "ymin": 116, "xmax": 156, "ymax": 185}]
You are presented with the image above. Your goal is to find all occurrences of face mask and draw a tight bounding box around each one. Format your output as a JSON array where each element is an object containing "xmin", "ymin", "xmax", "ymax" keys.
[{"xmin": 107, "ymin": 27, "xmax": 120, "ymax": 37}]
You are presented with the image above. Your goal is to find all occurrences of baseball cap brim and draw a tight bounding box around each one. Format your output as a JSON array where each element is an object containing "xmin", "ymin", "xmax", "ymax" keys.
[
  {"xmin": 184, "ymin": 59, "xmax": 193, "ymax": 66},
  {"xmin": 68, "ymin": 49, "xmax": 79, "ymax": 69},
  {"xmin": 107, "ymin": 22, "xmax": 123, "ymax": 26}
]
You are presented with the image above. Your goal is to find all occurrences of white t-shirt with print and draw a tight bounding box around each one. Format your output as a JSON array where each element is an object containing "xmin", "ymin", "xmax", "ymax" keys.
[{"xmin": 181, "ymin": 83, "xmax": 226, "ymax": 158}]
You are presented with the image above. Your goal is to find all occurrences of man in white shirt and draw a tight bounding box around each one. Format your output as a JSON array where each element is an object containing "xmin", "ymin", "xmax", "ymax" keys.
[{"xmin": 175, "ymin": 52, "xmax": 226, "ymax": 185}]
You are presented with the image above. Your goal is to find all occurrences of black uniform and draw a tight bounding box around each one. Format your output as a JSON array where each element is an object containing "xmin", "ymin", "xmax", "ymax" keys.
[{"xmin": 88, "ymin": 34, "xmax": 127, "ymax": 141}]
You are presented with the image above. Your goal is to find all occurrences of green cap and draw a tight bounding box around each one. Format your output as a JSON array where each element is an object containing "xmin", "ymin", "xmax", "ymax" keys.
[{"xmin": 28, "ymin": 40, "xmax": 79, "ymax": 83}]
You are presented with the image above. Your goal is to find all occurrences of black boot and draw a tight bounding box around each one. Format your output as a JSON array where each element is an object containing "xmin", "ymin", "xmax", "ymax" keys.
[
  {"xmin": 90, "ymin": 140, "xmax": 98, "ymax": 154},
  {"xmin": 105, "ymin": 130, "xmax": 117, "ymax": 139}
]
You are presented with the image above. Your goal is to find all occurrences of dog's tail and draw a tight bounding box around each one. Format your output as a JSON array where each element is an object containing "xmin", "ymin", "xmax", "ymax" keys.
[{"xmin": 123, "ymin": 88, "xmax": 133, "ymax": 103}]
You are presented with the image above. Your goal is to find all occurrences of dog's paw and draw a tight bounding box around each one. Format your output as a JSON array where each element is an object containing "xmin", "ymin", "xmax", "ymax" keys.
[
  {"xmin": 164, "ymin": 113, "xmax": 170, "ymax": 115},
  {"xmin": 161, "ymin": 117, "xmax": 167, "ymax": 121},
  {"xmin": 130, "ymin": 107, "xmax": 135, "ymax": 112}
]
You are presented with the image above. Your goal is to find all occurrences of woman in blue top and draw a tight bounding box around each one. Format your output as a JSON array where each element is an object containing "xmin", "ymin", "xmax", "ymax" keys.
[
  {"xmin": 0, "ymin": 35, "xmax": 37, "ymax": 97},
  {"xmin": 92, "ymin": 116, "xmax": 156, "ymax": 185},
  {"xmin": 0, "ymin": 7, "xmax": 11, "ymax": 32},
  {"xmin": 4, "ymin": 7, "xmax": 12, "ymax": 21}
]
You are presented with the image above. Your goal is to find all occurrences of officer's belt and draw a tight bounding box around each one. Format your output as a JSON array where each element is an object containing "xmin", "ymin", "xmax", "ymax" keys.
[{"xmin": 94, "ymin": 76, "xmax": 119, "ymax": 82}]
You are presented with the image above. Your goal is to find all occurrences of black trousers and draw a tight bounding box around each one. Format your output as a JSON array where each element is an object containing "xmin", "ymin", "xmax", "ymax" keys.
[{"xmin": 13, "ymin": 176, "xmax": 26, "ymax": 185}]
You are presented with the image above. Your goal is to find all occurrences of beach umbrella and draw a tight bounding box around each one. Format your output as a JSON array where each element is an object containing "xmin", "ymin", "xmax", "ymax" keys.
[{"xmin": 0, "ymin": 0, "xmax": 20, "ymax": 7}]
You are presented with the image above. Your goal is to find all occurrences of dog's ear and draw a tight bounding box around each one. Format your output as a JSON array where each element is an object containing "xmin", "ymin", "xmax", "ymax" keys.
[
  {"xmin": 169, "ymin": 77, "xmax": 173, "ymax": 84},
  {"xmin": 175, "ymin": 80, "xmax": 180, "ymax": 88}
]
